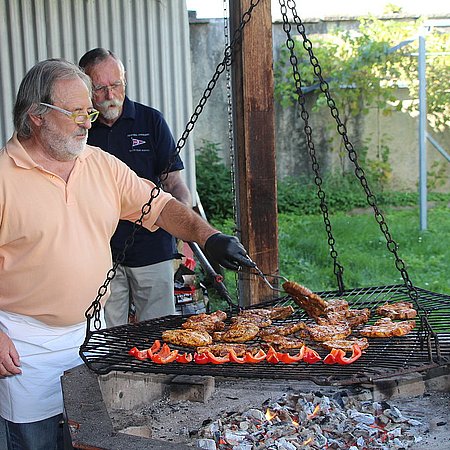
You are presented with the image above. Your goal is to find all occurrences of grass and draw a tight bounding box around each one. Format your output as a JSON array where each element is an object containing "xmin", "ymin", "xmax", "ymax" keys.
[{"xmin": 206, "ymin": 205, "xmax": 450, "ymax": 308}]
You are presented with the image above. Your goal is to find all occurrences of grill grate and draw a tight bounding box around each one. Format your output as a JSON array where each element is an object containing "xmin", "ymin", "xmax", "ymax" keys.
[{"xmin": 79, "ymin": 284, "xmax": 450, "ymax": 386}]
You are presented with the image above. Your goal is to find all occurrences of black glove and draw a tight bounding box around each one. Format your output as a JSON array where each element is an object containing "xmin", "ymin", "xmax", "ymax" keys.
[{"xmin": 204, "ymin": 233, "xmax": 256, "ymax": 271}]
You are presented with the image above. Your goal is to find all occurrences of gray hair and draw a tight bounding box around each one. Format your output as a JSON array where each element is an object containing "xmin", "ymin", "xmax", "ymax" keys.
[
  {"xmin": 13, "ymin": 58, "xmax": 92, "ymax": 139},
  {"xmin": 78, "ymin": 47, "xmax": 125, "ymax": 75}
]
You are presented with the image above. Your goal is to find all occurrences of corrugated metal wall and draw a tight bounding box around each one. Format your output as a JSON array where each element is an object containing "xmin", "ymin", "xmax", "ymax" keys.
[{"xmin": 0, "ymin": 0, "xmax": 196, "ymax": 194}]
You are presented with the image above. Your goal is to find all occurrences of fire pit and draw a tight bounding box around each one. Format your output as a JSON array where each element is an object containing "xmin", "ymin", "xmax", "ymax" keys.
[{"xmin": 62, "ymin": 363, "xmax": 450, "ymax": 449}]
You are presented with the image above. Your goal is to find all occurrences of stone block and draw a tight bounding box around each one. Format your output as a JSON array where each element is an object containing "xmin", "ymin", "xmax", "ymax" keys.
[
  {"xmin": 99, "ymin": 371, "xmax": 175, "ymax": 411},
  {"xmin": 371, "ymin": 373, "xmax": 425, "ymax": 401},
  {"xmin": 169, "ymin": 375, "xmax": 215, "ymax": 402}
]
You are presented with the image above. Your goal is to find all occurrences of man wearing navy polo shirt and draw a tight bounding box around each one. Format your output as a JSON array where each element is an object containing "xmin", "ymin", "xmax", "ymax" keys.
[{"xmin": 79, "ymin": 48, "xmax": 192, "ymax": 326}]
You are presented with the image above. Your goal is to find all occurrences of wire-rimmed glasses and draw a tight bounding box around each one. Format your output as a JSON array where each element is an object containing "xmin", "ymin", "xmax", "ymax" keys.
[{"xmin": 92, "ymin": 80, "xmax": 126, "ymax": 95}]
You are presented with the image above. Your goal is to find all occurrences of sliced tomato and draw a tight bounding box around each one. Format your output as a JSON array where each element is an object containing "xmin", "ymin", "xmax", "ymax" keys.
[
  {"xmin": 334, "ymin": 344, "xmax": 362, "ymax": 364},
  {"xmin": 265, "ymin": 346, "xmax": 280, "ymax": 364},
  {"xmin": 244, "ymin": 349, "xmax": 267, "ymax": 363},
  {"xmin": 151, "ymin": 349, "xmax": 179, "ymax": 364},
  {"xmin": 176, "ymin": 352, "xmax": 193, "ymax": 364},
  {"xmin": 194, "ymin": 352, "xmax": 210, "ymax": 364},
  {"xmin": 128, "ymin": 347, "xmax": 149, "ymax": 360},
  {"xmin": 302, "ymin": 346, "xmax": 322, "ymax": 364},
  {"xmin": 228, "ymin": 349, "xmax": 246, "ymax": 364}
]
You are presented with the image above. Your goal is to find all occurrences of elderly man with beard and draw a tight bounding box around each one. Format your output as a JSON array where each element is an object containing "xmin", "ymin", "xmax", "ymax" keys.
[
  {"xmin": 0, "ymin": 58, "xmax": 254, "ymax": 450},
  {"xmin": 78, "ymin": 48, "xmax": 193, "ymax": 326}
]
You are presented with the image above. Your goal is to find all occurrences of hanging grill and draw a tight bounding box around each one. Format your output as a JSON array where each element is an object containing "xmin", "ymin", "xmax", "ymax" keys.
[
  {"xmin": 79, "ymin": 284, "xmax": 450, "ymax": 386},
  {"xmin": 80, "ymin": 0, "xmax": 450, "ymax": 386}
]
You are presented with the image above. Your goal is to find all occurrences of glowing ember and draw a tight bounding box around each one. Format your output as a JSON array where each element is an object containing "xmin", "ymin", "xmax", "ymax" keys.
[
  {"xmin": 265, "ymin": 408, "xmax": 277, "ymax": 421},
  {"xmin": 307, "ymin": 404, "xmax": 321, "ymax": 420}
]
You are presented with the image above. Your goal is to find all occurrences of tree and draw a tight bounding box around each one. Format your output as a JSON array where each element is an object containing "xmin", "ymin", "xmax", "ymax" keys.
[{"xmin": 274, "ymin": 15, "xmax": 449, "ymax": 182}]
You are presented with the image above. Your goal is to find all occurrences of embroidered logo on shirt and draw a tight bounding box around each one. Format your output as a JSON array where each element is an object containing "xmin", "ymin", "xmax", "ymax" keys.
[{"xmin": 132, "ymin": 138, "xmax": 146, "ymax": 146}]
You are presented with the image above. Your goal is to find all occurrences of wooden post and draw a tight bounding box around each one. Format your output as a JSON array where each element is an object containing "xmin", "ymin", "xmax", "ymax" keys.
[{"xmin": 230, "ymin": 0, "xmax": 279, "ymax": 306}]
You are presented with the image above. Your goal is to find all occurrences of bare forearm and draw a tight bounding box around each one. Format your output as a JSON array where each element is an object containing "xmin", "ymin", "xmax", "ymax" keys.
[
  {"xmin": 162, "ymin": 171, "xmax": 192, "ymax": 208},
  {"xmin": 156, "ymin": 198, "xmax": 217, "ymax": 247}
]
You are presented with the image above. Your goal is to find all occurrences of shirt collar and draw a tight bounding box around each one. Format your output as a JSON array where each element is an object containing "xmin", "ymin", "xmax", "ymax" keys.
[{"xmin": 5, "ymin": 132, "xmax": 93, "ymax": 169}]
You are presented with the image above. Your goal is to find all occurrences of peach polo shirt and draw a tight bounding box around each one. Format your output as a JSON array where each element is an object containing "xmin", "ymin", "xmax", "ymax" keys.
[{"xmin": 0, "ymin": 134, "xmax": 173, "ymax": 326}]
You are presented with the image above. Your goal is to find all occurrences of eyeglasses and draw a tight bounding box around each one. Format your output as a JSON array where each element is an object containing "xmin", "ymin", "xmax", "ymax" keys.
[
  {"xmin": 40, "ymin": 102, "xmax": 99, "ymax": 125},
  {"xmin": 92, "ymin": 80, "xmax": 126, "ymax": 95}
]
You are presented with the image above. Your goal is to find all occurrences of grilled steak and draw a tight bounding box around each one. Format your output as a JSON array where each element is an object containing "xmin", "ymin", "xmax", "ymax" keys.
[
  {"xmin": 182, "ymin": 310, "xmax": 227, "ymax": 332},
  {"xmin": 258, "ymin": 321, "xmax": 308, "ymax": 338},
  {"xmin": 213, "ymin": 322, "xmax": 260, "ymax": 343},
  {"xmin": 359, "ymin": 317, "xmax": 416, "ymax": 338},
  {"xmin": 316, "ymin": 308, "xmax": 371, "ymax": 328},
  {"xmin": 307, "ymin": 323, "xmax": 352, "ymax": 342},
  {"xmin": 320, "ymin": 337, "xmax": 369, "ymax": 352},
  {"xmin": 231, "ymin": 313, "xmax": 272, "ymax": 328},
  {"xmin": 268, "ymin": 305, "xmax": 295, "ymax": 320},
  {"xmin": 260, "ymin": 334, "xmax": 304, "ymax": 349},
  {"xmin": 283, "ymin": 280, "xmax": 338, "ymax": 319},
  {"xmin": 376, "ymin": 302, "xmax": 417, "ymax": 320},
  {"xmin": 162, "ymin": 329, "xmax": 212, "ymax": 348},
  {"xmin": 196, "ymin": 343, "xmax": 248, "ymax": 357}
]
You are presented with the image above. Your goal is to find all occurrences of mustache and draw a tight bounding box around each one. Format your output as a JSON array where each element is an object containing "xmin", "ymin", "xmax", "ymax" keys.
[{"xmin": 97, "ymin": 99, "xmax": 122, "ymax": 108}]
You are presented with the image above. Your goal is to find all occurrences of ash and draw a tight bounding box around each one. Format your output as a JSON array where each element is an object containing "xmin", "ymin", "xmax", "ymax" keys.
[{"xmin": 108, "ymin": 379, "xmax": 449, "ymax": 450}]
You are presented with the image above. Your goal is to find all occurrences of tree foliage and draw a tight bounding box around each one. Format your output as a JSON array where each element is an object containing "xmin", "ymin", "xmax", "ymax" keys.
[{"xmin": 274, "ymin": 15, "xmax": 450, "ymax": 132}]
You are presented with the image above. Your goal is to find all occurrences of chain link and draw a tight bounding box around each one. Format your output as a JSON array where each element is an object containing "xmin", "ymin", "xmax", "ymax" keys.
[
  {"xmin": 84, "ymin": 0, "xmax": 262, "ymax": 331},
  {"xmin": 279, "ymin": 0, "xmax": 418, "ymax": 301}
]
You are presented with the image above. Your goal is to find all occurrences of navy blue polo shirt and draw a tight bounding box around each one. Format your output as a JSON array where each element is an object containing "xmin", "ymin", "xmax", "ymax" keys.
[{"xmin": 87, "ymin": 96, "xmax": 184, "ymax": 267}]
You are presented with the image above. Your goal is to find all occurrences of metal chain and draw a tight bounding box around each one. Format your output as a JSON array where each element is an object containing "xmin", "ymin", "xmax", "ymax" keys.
[
  {"xmin": 279, "ymin": 0, "xmax": 345, "ymax": 293},
  {"xmin": 279, "ymin": 0, "xmax": 418, "ymax": 302},
  {"xmin": 84, "ymin": 0, "xmax": 262, "ymax": 331}
]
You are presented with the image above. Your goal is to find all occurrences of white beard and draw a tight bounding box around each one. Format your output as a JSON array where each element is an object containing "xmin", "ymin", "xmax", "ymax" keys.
[
  {"xmin": 41, "ymin": 119, "xmax": 87, "ymax": 161},
  {"xmin": 96, "ymin": 99, "xmax": 122, "ymax": 121}
]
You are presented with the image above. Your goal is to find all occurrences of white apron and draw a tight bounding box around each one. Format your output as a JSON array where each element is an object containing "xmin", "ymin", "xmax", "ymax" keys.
[{"xmin": 0, "ymin": 310, "xmax": 101, "ymax": 423}]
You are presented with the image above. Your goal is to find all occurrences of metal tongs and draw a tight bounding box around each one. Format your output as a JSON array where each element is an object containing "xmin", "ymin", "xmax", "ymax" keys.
[{"xmin": 246, "ymin": 257, "xmax": 287, "ymax": 293}]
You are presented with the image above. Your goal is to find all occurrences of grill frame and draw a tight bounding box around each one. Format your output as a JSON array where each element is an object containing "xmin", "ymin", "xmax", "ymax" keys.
[{"xmin": 79, "ymin": 284, "xmax": 450, "ymax": 386}]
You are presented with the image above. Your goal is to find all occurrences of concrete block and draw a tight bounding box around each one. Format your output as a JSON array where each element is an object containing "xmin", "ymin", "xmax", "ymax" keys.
[
  {"xmin": 169, "ymin": 375, "xmax": 215, "ymax": 402},
  {"xmin": 372, "ymin": 373, "xmax": 425, "ymax": 401},
  {"xmin": 99, "ymin": 371, "xmax": 175, "ymax": 411}
]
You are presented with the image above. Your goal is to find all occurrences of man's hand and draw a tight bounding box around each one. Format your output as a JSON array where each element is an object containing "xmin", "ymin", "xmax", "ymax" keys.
[
  {"xmin": 204, "ymin": 233, "xmax": 256, "ymax": 271},
  {"xmin": 0, "ymin": 331, "xmax": 21, "ymax": 377}
]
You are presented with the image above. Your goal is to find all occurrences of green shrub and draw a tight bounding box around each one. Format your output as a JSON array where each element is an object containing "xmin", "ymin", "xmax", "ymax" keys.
[{"xmin": 195, "ymin": 141, "xmax": 234, "ymax": 221}]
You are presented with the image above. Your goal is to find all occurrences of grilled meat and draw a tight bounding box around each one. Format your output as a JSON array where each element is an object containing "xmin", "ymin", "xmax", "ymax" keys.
[
  {"xmin": 359, "ymin": 317, "xmax": 416, "ymax": 338},
  {"xmin": 282, "ymin": 281, "xmax": 328, "ymax": 318},
  {"xmin": 307, "ymin": 323, "xmax": 352, "ymax": 342},
  {"xmin": 320, "ymin": 337, "xmax": 369, "ymax": 352},
  {"xmin": 316, "ymin": 308, "xmax": 371, "ymax": 328},
  {"xmin": 260, "ymin": 334, "xmax": 304, "ymax": 349},
  {"xmin": 231, "ymin": 314, "xmax": 272, "ymax": 328},
  {"xmin": 323, "ymin": 299, "xmax": 349, "ymax": 313},
  {"xmin": 269, "ymin": 305, "xmax": 295, "ymax": 320},
  {"xmin": 162, "ymin": 329, "xmax": 212, "ymax": 348},
  {"xmin": 376, "ymin": 302, "xmax": 417, "ymax": 320},
  {"xmin": 196, "ymin": 343, "xmax": 248, "ymax": 357},
  {"xmin": 213, "ymin": 322, "xmax": 260, "ymax": 343},
  {"xmin": 258, "ymin": 321, "xmax": 308, "ymax": 337},
  {"xmin": 182, "ymin": 310, "xmax": 227, "ymax": 332}
]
